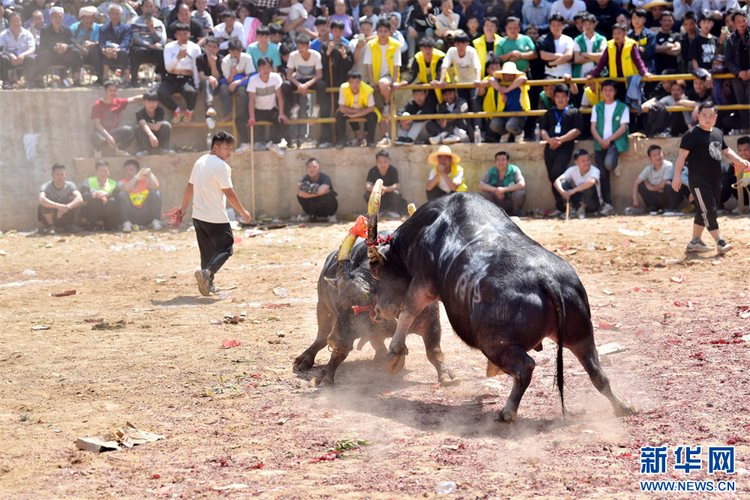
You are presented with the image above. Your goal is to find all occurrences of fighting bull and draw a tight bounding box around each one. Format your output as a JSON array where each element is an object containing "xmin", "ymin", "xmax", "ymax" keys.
[
  {"xmin": 366, "ymin": 192, "xmax": 636, "ymax": 422},
  {"xmin": 293, "ymin": 181, "xmax": 457, "ymax": 387}
]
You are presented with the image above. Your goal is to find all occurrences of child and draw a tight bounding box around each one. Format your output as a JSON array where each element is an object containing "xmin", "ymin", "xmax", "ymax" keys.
[
  {"xmin": 485, "ymin": 61, "xmax": 529, "ymax": 142},
  {"xmin": 135, "ymin": 90, "xmax": 173, "ymax": 155},
  {"xmin": 690, "ymin": 13, "xmax": 718, "ymax": 75},
  {"xmin": 192, "ymin": 0, "xmax": 214, "ymax": 36}
]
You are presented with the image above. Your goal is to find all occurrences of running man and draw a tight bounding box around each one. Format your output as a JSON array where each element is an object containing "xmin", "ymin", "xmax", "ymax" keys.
[
  {"xmin": 177, "ymin": 131, "xmax": 252, "ymax": 295},
  {"xmin": 672, "ymin": 101, "xmax": 750, "ymax": 254}
]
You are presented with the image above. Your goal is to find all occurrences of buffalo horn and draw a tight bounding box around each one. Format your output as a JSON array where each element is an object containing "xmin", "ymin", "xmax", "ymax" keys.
[
  {"xmin": 366, "ymin": 179, "xmax": 383, "ymax": 245},
  {"xmin": 407, "ymin": 203, "xmax": 416, "ymax": 216}
]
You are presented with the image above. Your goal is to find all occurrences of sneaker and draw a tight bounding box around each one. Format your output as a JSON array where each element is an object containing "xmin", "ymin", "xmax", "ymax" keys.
[
  {"xmin": 151, "ymin": 219, "xmax": 163, "ymax": 230},
  {"xmin": 278, "ymin": 138, "xmax": 288, "ymax": 149},
  {"xmin": 290, "ymin": 104, "xmax": 299, "ymax": 120},
  {"xmin": 335, "ymin": 142, "xmax": 345, "ymax": 150},
  {"xmin": 613, "ymin": 164, "xmax": 623, "ymax": 177},
  {"xmin": 206, "ymin": 116, "xmax": 216, "ymax": 129},
  {"xmin": 267, "ymin": 142, "xmax": 285, "ymax": 157},
  {"xmin": 135, "ymin": 150, "xmax": 148, "ymax": 156},
  {"xmin": 599, "ymin": 203, "xmax": 615, "ymax": 216},
  {"xmin": 549, "ymin": 209, "xmax": 562, "ymax": 218},
  {"xmin": 122, "ymin": 221, "xmax": 133, "ymax": 233},
  {"xmin": 184, "ymin": 110, "xmax": 194, "ymax": 122},
  {"xmin": 206, "ymin": 106, "xmax": 217, "ymax": 117},
  {"xmin": 328, "ymin": 215, "xmax": 337, "ymax": 222},
  {"xmin": 686, "ymin": 239, "xmax": 713, "ymax": 253},
  {"xmin": 194, "ymin": 269, "xmax": 211, "ymax": 296},
  {"xmin": 208, "ymin": 281, "xmax": 218, "ymax": 295},
  {"xmin": 254, "ymin": 142, "xmax": 268, "ymax": 151},
  {"xmin": 318, "ymin": 141, "xmax": 332, "ymax": 149},
  {"xmin": 359, "ymin": 139, "xmax": 368, "ymax": 147},
  {"xmin": 366, "ymin": 141, "xmax": 376, "ymax": 148},
  {"xmin": 235, "ymin": 143, "xmax": 252, "ymax": 153},
  {"xmin": 311, "ymin": 104, "xmax": 320, "ymax": 119},
  {"xmin": 625, "ymin": 206, "xmax": 644, "ymax": 216},
  {"xmin": 717, "ymin": 239, "xmax": 734, "ymax": 254},
  {"xmin": 296, "ymin": 215, "xmax": 311, "ymax": 222},
  {"xmin": 171, "ymin": 107, "xmax": 185, "ymax": 124},
  {"xmin": 300, "ymin": 139, "xmax": 317, "ymax": 149},
  {"xmin": 394, "ymin": 136, "xmax": 410, "ymax": 145},
  {"xmin": 429, "ymin": 135, "xmax": 442, "ymax": 145},
  {"xmin": 376, "ymin": 136, "xmax": 392, "ymax": 147},
  {"xmin": 114, "ymin": 148, "xmax": 131, "ymax": 156},
  {"xmin": 94, "ymin": 149, "xmax": 102, "ymax": 158},
  {"xmin": 287, "ymin": 140, "xmax": 299, "ymax": 150},
  {"xmin": 442, "ymin": 134, "xmax": 460, "ymax": 144},
  {"xmin": 577, "ymin": 205, "xmax": 586, "ymax": 219}
]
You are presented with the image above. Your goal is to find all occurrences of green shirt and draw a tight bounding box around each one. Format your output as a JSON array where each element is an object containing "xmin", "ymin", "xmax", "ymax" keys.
[{"xmin": 494, "ymin": 35, "xmax": 535, "ymax": 73}]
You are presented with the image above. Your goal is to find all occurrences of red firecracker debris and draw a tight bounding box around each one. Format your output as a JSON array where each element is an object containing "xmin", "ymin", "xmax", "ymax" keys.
[{"xmin": 222, "ymin": 339, "xmax": 241, "ymax": 348}]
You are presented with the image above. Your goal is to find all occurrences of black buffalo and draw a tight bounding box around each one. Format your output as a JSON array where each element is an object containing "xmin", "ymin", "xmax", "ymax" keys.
[{"xmin": 366, "ymin": 192, "xmax": 635, "ymax": 422}]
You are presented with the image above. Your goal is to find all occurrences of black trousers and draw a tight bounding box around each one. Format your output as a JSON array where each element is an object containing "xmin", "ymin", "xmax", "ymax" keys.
[
  {"xmin": 81, "ymin": 198, "xmax": 121, "ymax": 229},
  {"xmin": 297, "ymin": 193, "xmax": 338, "ymax": 217},
  {"xmin": 561, "ymin": 179, "xmax": 600, "ymax": 212},
  {"xmin": 335, "ymin": 110, "xmax": 377, "ymax": 144},
  {"xmin": 135, "ymin": 121, "xmax": 172, "ymax": 153},
  {"xmin": 82, "ymin": 48, "xmax": 102, "ymax": 80},
  {"xmin": 116, "ymin": 189, "xmax": 162, "ymax": 226},
  {"xmin": 637, "ymin": 182, "xmax": 683, "ymax": 211},
  {"xmin": 0, "ymin": 53, "xmax": 37, "ymax": 81},
  {"xmin": 193, "ymin": 218, "xmax": 234, "ymax": 275},
  {"xmin": 38, "ymin": 204, "xmax": 79, "ymax": 227},
  {"xmin": 254, "ymin": 108, "xmax": 286, "ymax": 143},
  {"xmin": 690, "ymin": 175, "xmax": 722, "ymax": 231},
  {"xmin": 38, "ymin": 48, "xmax": 82, "ymax": 75},
  {"xmin": 91, "ymin": 126, "xmax": 136, "ymax": 151},
  {"xmin": 426, "ymin": 186, "xmax": 452, "ymax": 201},
  {"xmin": 544, "ymin": 144, "xmax": 574, "ymax": 212},
  {"xmin": 363, "ymin": 190, "xmax": 402, "ymax": 214},
  {"xmin": 157, "ymin": 74, "xmax": 197, "ymax": 111},
  {"xmin": 100, "ymin": 48, "xmax": 130, "ymax": 69},
  {"xmin": 129, "ymin": 47, "xmax": 165, "ymax": 83}
]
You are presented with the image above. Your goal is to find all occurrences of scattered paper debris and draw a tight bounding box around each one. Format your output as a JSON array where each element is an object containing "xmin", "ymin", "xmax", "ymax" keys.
[
  {"xmin": 602, "ymin": 289, "xmax": 614, "ymax": 295},
  {"xmin": 273, "ymin": 287, "xmax": 289, "ymax": 298},
  {"xmin": 619, "ymin": 228, "xmax": 645, "ymax": 237},
  {"xmin": 31, "ymin": 325, "xmax": 50, "ymax": 331},
  {"xmin": 669, "ymin": 275, "xmax": 684, "ymax": 283},
  {"xmin": 76, "ymin": 422, "xmax": 164, "ymax": 453},
  {"xmin": 598, "ymin": 343, "xmax": 628, "ymax": 356},
  {"xmin": 50, "ymin": 290, "xmax": 77, "ymax": 297}
]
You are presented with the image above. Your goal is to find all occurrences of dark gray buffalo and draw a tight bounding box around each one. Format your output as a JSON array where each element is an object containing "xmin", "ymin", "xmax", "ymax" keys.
[
  {"xmin": 294, "ymin": 183, "xmax": 457, "ymax": 387},
  {"xmin": 366, "ymin": 192, "xmax": 635, "ymax": 422}
]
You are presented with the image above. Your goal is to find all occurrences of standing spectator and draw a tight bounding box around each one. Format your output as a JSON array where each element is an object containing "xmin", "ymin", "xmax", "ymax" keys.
[
  {"xmin": 690, "ymin": 13, "xmax": 719, "ymax": 72},
  {"xmin": 537, "ymin": 14, "xmax": 574, "ymax": 78},
  {"xmin": 38, "ymin": 7, "xmax": 81, "ymax": 87},
  {"xmin": 330, "ymin": 0, "xmax": 357, "ymax": 39},
  {"xmin": 96, "ymin": 0, "xmax": 137, "ymax": 25},
  {"xmin": 158, "ymin": 22, "xmax": 200, "ymax": 124},
  {"xmin": 365, "ymin": 149, "xmax": 403, "ymax": 218},
  {"xmin": 396, "ymin": 36, "xmax": 444, "ymax": 109},
  {"xmin": 540, "ymin": 83, "xmax": 583, "ymax": 215},
  {"xmin": 130, "ymin": 0, "xmax": 166, "ymax": 87},
  {"xmin": 654, "ymin": 10, "xmax": 681, "ymax": 75},
  {"xmin": 488, "ymin": 0, "xmax": 522, "ymax": 33},
  {"xmin": 192, "ymin": 0, "xmax": 215, "ymax": 36},
  {"xmin": 550, "ymin": 0, "xmax": 587, "ymax": 33},
  {"xmin": 629, "ymin": 8, "xmax": 657, "ymax": 73},
  {"xmin": 629, "ymin": 144, "xmax": 683, "ymax": 213},
  {"xmin": 247, "ymin": 56, "xmax": 288, "ymax": 156},
  {"xmin": 454, "ymin": 0, "xmax": 486, "ymax": 32},
  {"xmin": 309, "ymin": 16, "xmax": 330, "ymax": 53},
  {"xmin": 590, "ymin": 79, "xmax": 629, "ymax": 216},
  {"xmin": 478, "ymin": 151, "xmax": 526, "ymax": 216},
  {"xmin": 297, "ymin": 157, "xmax": 339, "ymax": 222},
  {"xmin": 168, "ymin": 3, "xmax": 206, "ymax": 46},
  {"xmin": 435, "ymin": 0, "xmax": 461, "ymax": 43},
  {"xmin": 318, "ymin": 20, "xmax": 354, "ymax": 147},
  {"xmin": 220, "ymin": 39, "xmax": 256, "ymax": 152},
  {"xmin": 135, "ymin": 90, "xmax": 173, "ymax": 155},
  {"xmin": 553, "ymin": 149, "xmax": 602, "ymax": 218},
  {"xmin": 90, "ymin": 81, "xmax": 140, "ymax": 156},
  {"xmin": 351, "ymin": 18, "xmax": 375, "ymax": 76},
  {"xmin": 404, "ymin": 0, "xmax": 439, "ymax": 57},
  {"xmin": 586, "ymin": 0, "xmax": 621, "ymax": 39},
  {"xmin": 283, "ymin": 34, "xmax": 325, "ymax": 149},
  {"xmin": 680, "ymin": 12, "xmax": 699, "ymax": 73},
  {"xmin": 439, "ymin": 31, "xmax": 481, "ymax": 129},
  {"xmin": 0, "ymin": 12, "xmax": 37, "ymax": 88},
  {"xmin": 394, "ymin": 88, "xmax": 435, "ymax": 144},
  {"xmin": 70, "ymin": 7, "xmax": 101, "ymax": 83},
  {"xmin": 427, "ymin": 87, "xmax": 470, "ymax": 144},
  {"xmin": 335, "ymin": 70, "xmax": 379, "ymax": 148},
  {"xmin": 197, "ymin": 37, "xmax": 223, "ymax": 129},
  {"xmin": 247, "ymin": 25, "xmax": 281, "ymax": 71},
  {"xmin": 472, "ymin": 16, "xmax": 501, "ymax": 77},
  {"xmin": 284, "ymin": 0, "xmax": 313, "ymax": 41},
  {"xmin": 572, "ymin": 13, "xmax": 606, "ymax": 78},
  {"xmin": 116, "ymin": 159, "xmax": 163, "ymax": 232},
  {"xmin": 672, "ymin": 101, "xmax": 749, "ymax": 253},
  {"xmin": 213, "ymin": 10, "xmax": 246, "ymax": 51},
  {"xmin": 38, "ymin": 163, "xmax": 83, "ymax": 232},
  {"xmin": 99, "ymin": 4, "xmax": 131, "ymax": 86},
  {"xmin": 522, "ymin": 0, "xmax": 551, "ymax": 33},
  {"xmin": 485, "ymin": 61, "xmax": 529, "ymax": 141},
  {"xmin": 725, "ymin": 10, "xmax": 750, "ymax": 133},
  {"xmin": 495, "ymin": 16, "xmax": 537, "ymax": 74},
  {"xmin": 364, "ymin": 18, "xmax": 402, "ymax": 146},
  {"xmin": 425, "ymin": 144, "xmax": 468, "ymax": 200},
  {"xmin": 177, "ymin": 131, "xmax": 252, "ymax": 296},
  {"xmin": 80, "ymin": 160, "xmax": 121, "ymax": 230},
  {"xmin": 525, "ymin": 23, "xmax": 546, "ymax": 80}
]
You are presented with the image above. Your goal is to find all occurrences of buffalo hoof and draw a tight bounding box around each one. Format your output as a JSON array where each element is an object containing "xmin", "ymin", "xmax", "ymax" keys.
[
  {"xmin": 311, "ymin": 376, "xmax": 335, "ymax": 388},
  {"xmin": 614, "ymin": 401, "xmax": 637, "ymax": 417},
  {"xmin": 496, "ymin": 410, "xmax": 517, "ymax": 424},
  {"xmin": 294, "ymin": 355, "xmax": 314, "ymax": 372},
  {"xmin": 385, "ymin": 351, "xmax": 406, "ymax": 375},
  {"xmin": 439, "ymin": 376, "xmax": 462, "ymax": 387}
]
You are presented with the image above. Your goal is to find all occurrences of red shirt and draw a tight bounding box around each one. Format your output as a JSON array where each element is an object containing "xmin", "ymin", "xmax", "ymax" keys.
[{"xmin": 91, "ymin": 97, "xmax": 129, "ymax": 131}]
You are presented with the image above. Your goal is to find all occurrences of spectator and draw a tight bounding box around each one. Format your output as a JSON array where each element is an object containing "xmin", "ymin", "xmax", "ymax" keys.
[
  {"xmin": 335, "ymin": 70, "xmax": 378, "ymax": 148},
  {"xmin": 247, "ymin": 56, "xmax": 287, "ymax": 157},
  {"xmin": 359, "ymin": 0, "xmax": 379, "ymax": 33},
  {"xmin": 439, "ymin": 31, "xmax": 481, "ymax": 129},
  {"xmin": 478, "ymin": 151, "xmax": 526, "ymax": 216},
  {"xmin": 435, "ymin": 0, "xmax": 461, "ymax": 42},
  {"xmin": 27, "ymin": 10, "xmax": 45, "ymax": 47},
  {"xmin": 654, "ymin": 10, "xmax": 681, "ymax": 75},
  {"xmin": 427, "ymin": 87, "xmax": 470, "ymax": 144},
  {"xmin": 268, "ymin": 24, "xmax": 284, "ymax": 45},
  {"xmin": 220, "ymin": 38, "xmax": 256, "ymax": 152},
  {"xmin": 472, "ymin": 16, "xmax": 500, "ymax": 77},
  {"xmin": 643, "ymin": 78, "xmax": 692, "ymax": 135},
  {"xmin": 330, "ymin": 0, "xmax": 357, "ymax": 39},
  {"xmin": 247, "ymin": 25, "xmax": 281, "ymax": 71},
  {"xmin": 364, "ymin": 18, "xmax": 402, "ymax": 146},
  {"xmin": 297, "ymin": 157, "xmax": 338, "ymax": 221},
  {"xmin": 159, "ymin": 22, "xmax": 200, "ymax": 124},
  {"xmin": 488, "ymin": 0, "xmax": 522, "ymax": 34},
  {"xmin": 725, "ymin": 10, "xmax": 750, "ymax": 133},
  {"xmin": 318, "ymin": 21, "xmax": 354, "ymax": 147},
  {"xmin": 365, "ymin": 149, "xmax": 403, "ymax": 218},
  {"xmin": 537, "ymin": 14, "xmax": 574, "ymax": 78},
  {"xmin": 309, "ymin": 16, "xmax": 330, "ymax": 52},
  {"xmin": 495, "ymin": 16, "xmax": 537, "ymax": 74},
  {"xmin": 351, "ymin": 18, "xmax": 375, "ymax": 76},
  {"xmin": 628, "ymin": 144, "xmax": 682, "ymax": 214},
  {"xmin": 522, "ymin": 0, "xmax": 551, "ymax": 33},
  {"xmin": 0, "ymin": 12, "xmax": 37, "ymax": 88},
  {"xmin": 644, "ymin": 2, "xmax": 670, "ymax": 28},
  {"xmin": 465, "ymin": 14, "xmax": 482, "ymax": 40},
  {"xmin": 540, "ymin": 83, "xmax": 583, "ymax": 215},
  {"xmin": 135, "ymin": 90, "xmax": 173, "ymax": 155},
  {"xmin": 96, "ymin": 0, "xmax": 137, "ymax": 25},
  {"xmin": 554, "ymin": 149, "xmax": 602, "ymax": 218},
  {"xmin": 130, "ymin": 0, "xmax": 166, "ymax": 87},
  {"xmin": 168, "ymin": 3, "xmax": 206, "ymax": 46},
  {"xmin": 70, "ymin": 7, "xmax": 101, "ymax": 83},
  {"xmin": 550, "ymin": 0, "xmax": 587, "ymax": 33},
  {"xmin": 405, "ymin": 0, "xmax": 439, "ymax": 57},
  {"xmin": 0, "ymin": 5, "xmax": 7, "ymax": 33},
  {"xmin": 586, "ymin": 0, "xmax": 621, "ymax": 39},
  {"xmin": 629, "ymin": 8, "xmax": 657, "ymax": 73},
  {"xmin": 37, "ymin": 7, "xmax": 81, "ymax": 87},
  {"xmin": 116, "ymin": 159, "xmax": 163, "ymax": 232},
  {"xmin": 690, "ymin": 13, "xmax": 719, "ymax": 72},
  {"xmin": 674, "ymin": 0, "xmax": 703, "ymax": 22},
  {"xmin": 485, "ymin": 61, "xmax": 529, "ymax": 141},
  {"xmin": 454, "ymin": 0, "xmax": 486, "ymax": 32},
  {"xmin": 80, "ymin": 159, "xmax": 121, "ymax": 230},
  {"xmin": 394, "ymin": 88, "xmax": 435, "ymax": 145},
  {"xmin": 680, "ymin": 11, "xmax": 699, "ymax": 73},
  {"xmin": 239, "ymin": 3, "xmax": 261, "ymax": 46},
  {"xmin": 192, "ymin": 0, "xmax": 215, "ymax": 36},
  {"xmin": 38, "ymin": 163, "xmax": 83, "ymax": 232},
  {"xmin": 91, "ymin": 81, "xmax": 140, "ymax": 156},
  {"xmin": 390, "ymin": 13, "xmax": 409, "ymax": 56},
  {"xmin": 99, "ymin": 4, "xmax": 131, "ymax": 86},
  {"xmin": 396, "ymin": 36, "xmax": 444, "ymax": 109},
  {"xmin": 524, "ymin": 23, "xmax": 546, "ymax": 80},
  {"xmin": 177, "ymin": 131, "xmax": 252, "ymax": 296},
  {"xmin": 380, "ymin": 0, "xmax": 402, "ymax": 28},
  {"xmin": 197, "ymin": 37, "xmax": 223, "ymax": 129},
  {"xmin": 425, "ymin": 144, "xmax": 468, "ymax": 200},
  {"xmin": 282, "ymin": 34, "xmax": 325, "ymax": 149},
  {"xmin": 720, "ymin": 135, "xmax": 750, "ymax": 212},
  {"xmin": 573, "ymin": 13, "xmax": 606, "ymax": 78},
  {"xmin": 214, "ymin": 10, "xmax": 246, "ymax": 52},
  {"xmin": 590, "ymin": 79, "xmax": 629, "ymax": 216}
]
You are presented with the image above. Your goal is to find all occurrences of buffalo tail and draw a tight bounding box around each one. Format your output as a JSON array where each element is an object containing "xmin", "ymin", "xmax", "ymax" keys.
[{"xmin": 543, "ymin": 281, "xmax": 565, "ymax": 416}]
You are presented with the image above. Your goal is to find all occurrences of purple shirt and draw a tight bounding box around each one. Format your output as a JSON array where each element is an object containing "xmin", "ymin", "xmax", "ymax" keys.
[{"xmin": 590, "ymin": 42, "xmax": 647, "ymax": 79}]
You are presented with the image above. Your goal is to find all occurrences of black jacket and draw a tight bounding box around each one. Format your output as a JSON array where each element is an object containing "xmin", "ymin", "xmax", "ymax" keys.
[{"xmin": 724, "ymin": 30, "xmax": 750, "ymax": 76}]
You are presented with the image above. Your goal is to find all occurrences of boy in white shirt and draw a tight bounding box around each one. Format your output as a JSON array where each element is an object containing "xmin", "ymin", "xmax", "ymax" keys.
[
  {"xmin": 554, "ymin": 149, "xmax": 602, "ymax": 219},
  {"xmin": 220, "ymin": 38, "xmax": 256, "ymax": 152},
  {"xmin": 213, "ymin": 10, "xmax": 246, "ymax": 52},
  {"xmin": 247, "ymin": 56, "xmax": 288, "ymax": 157},
  {"xmin": 363, "ymin": 18, "xmax": 402, "ymax": 146},
  {"xmin": 281, "ymin": 34, "xmax": 325, "ymax": 149},
  {"xmin": 438, "ymin": 30, "xmax": 482, "ymax": 131},
  {"xmin": 158, "ymin": 22, "xmax": 201, "ymax": 123}
]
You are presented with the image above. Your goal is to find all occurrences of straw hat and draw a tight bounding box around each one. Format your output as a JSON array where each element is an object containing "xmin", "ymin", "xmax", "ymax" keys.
[
  {"xmin": 79, "ymin": 6, "xmax": 97, "ymax": 17},
  {"xmin": 428, "ymin": 145, "xmax": 461, "ymax": 166},
  {"xmin": 642, "ymin": 0, "xmax": 672, "ymax": 10},
  {"xmin": 499, "ymin": 61, "xmax": 524, "ymax": 75}
]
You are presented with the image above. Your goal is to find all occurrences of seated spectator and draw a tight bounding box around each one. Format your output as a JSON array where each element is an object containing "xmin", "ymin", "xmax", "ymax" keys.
[
  {"xmin": 720, "ymin": 136, "xmax": 750, "ymax": 212},
  {"xmin": 684, "ymin": 69, "xmax": 714, "ymax": 118},
  {"xmin": 550, "ymin": 0, "xmax": 586, "ymax": 35},
  {"xmin": 158, "ymin": 22, "xmax": 201, "ymax": 124},
  {"xmin": 494, "ymin": 16, "xmax": 537, "ymax": 75},
  {"xmin": 522, "ymin": 0, "xmax": 551, "ymax": 34},
  {"xmin": 96, "ymin": 0, "xmax": 137, "ymax": 25},
  {"xmin": 238, "ymin": 3, "xmax": 261, "ymax": 46},
  {"xmin": 725, "ymin": 10, "xmax": 750, "ymax": 133},
  {"xmin": 351, "ymin": 18, "xmax": 375, "ymax": 77},
  {"xmin": 359, "ymin": 0, "xmax": 380, "ymax": 33},
  {"xmin": 335, "ymin": 70, "xmax": 379, "ymax": 148},
  {"xmin": 553, "ymin": 149, "xmax": 602, "ymax": 219},
  {"xmin": 540, "ymin": 83, "xmax": 583, "ymax": 215},
  {"xmin": 135, "ymin": 90, "xmax": 173, "ymax": 155},
  {"xmin": 70, "ymin": 7, "xmax": 101, "ymax": 83},
  {"xmin": 425, "ymin": 144, "xmax": 468, "ymax": 200},
  {"xmin": 297, "ymin": 157, "xmax": 338, "ymax": 222},
  {"xmin": 268, "ymin": 23, "xmax": 285, "ymax": 46},
  {"xmin": 37, "ymin": 7, "xmax": 81, "ymax": 87},
  {"xmin": 388, "ymin": 13, "xmax": 408, "ymax": 53},
  {"xmin": 130, "ymin": 0, "xmax": 166, "ymax": 87},
  {"xmin": 247, "ymin": 56, "xmax": 287, "ymax": 157},
  {"xmin": 364, "ymin": 19, "xmax": 402, "ymax": 146},
  {"xmin": 309, "ymin": 16, "xmax": 330, "ymax": 52},
  {"xmin": 0, "ymin": 12, "xmax": 38, "ymax": 89},
  {"xmin": 438, "ymin": 31, "xmax": 481, "ymax": 129},
  {"xmin": 168, "ymin": 3, "xmax": 206, "ymax": 46},
  {"xmin": 0, "ymin": 5, "xmax": 7, "ymax": 33},
  {"xmin": 394, "ymin": 88, "xmax": 435, "ymax": 145},
  {"xmin": 629, "ymin": 144, "xmax": 683, "ymax": 214},
  {"xmin": 472, "ymin": 15, "xmax": 500, "ymax": 77},
  {"xmin": 484, "ymin": 61, "xmax": 529, "ymax": 142},
  {"xmin": 380, "ymin": 0, "xmax": 402, "ymax": 27},
  {"xmin": 99, "ymin": 4, "xmax": 131, "ymax": 86},
  {"xmin": 586, "ymin": 0, "xmax": 621, "ymax": 39},
  {"xmin": 365, "ymin": 149, "xmax": 404, "ymax": 218},
  {"xmin": 38, "ymin": 163, "xmax": 83, "ymax": 232},
  {"xmin": 642, "ymin": 78, "xmax": 692, "ymax": 136},
  {"xmin": 214, "ymin": 10, "xmax": 246, "ymax": 52},
  {"xmin": 247, "ymin": 25, "xmax": 281, "ymax": 72},
  {"xmin": 455, "ymin": 0, "xmax": 486, "ymax": 32},
  {"xmin": 197, "ymin": 37, "xmax": 223, "ymax": 129},
  {"xmin": 537, "ymin": 14, "xmax": 574, "ymax": 78},
  {"xmin": 690, "ymin": 13, "xmax": 719, "ymax": 74},
  {"xmin": 654, "ymin": 10, "xmax": 681, "ymax": 76},
  {"xmin": 27, "ymin": 10, "xmax": 45, "ymax": 47},
  {"xmin": 192, "ymin": 0, "xmax": 215, "ymax": 37},
  {"xmin": 395, "ymin": 36, "xmax": 444, "ymax": 110},
  {"xmin": 80, "ymin": 160, "xmax": 121, "ymax": 230},
  {"xmin": 330, "ymin": 0, "xmax": 356, "ymax": 39},
  {"xmin": 435, "ymin": 0, "xmax": 461, "ymax": 44},
  {"xmin": 282, "ymin": 34, "xmax": 325, "ymax": 149},
  {"xmin": 317, "ymin": 21, "xmax": 353, "ymax": 147},
  {"xmin": 91, "ymin": 81, "xmax": 141, "ymax": 156},
  {"xmin": 116, "ymin": 159, "xmax": 163, "ymax": 232},
  {"xmin": 220, "ymin": 39, "xmax": 256, "ymax": 152},
  {"xmin": 427, "ymin": 87, "xmax": 470, "ymax": 144},
  {"xmin": 573, "ymin": 13, "xmax": 606, "ymax": 79},
  {"xmin": 478, "ymin": 151, "xmax": 526, "ymax": 216},
  {"xmin": 590, "ymin": 79, "xmax": 629, "ymax": 216}
]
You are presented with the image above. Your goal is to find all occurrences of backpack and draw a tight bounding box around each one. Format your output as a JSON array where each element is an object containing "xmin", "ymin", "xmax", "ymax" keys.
[{"xmin": 646, "ymin": 102, "xmax": 669, "ymax": 137}]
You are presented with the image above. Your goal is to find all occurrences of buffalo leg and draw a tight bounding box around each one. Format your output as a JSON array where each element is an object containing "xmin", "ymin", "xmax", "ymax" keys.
[
  {"xmin": 488, "ymin": 345, "xmax": 535, "ymax": 423},
  {"xmin": 294, "ymin": 301, "xmax": 336, "ymax": 371},
  {"xmin": 413, "ymin": 306, "xmax": 457, "ymax": 385},
  {"xmin": 314, "ymin": 320, "xmax": 355, "ymax": 387},
  {"xmin": 383, "ymin": 288, "xmax": 436, "ymax": 375},
  {"xmin": 569, "ymin": 340, "xmax": 636, "ymax": 417},
  {"xmin": 369, "ymin": 334, "xmax": 389, "ymax": 365}
]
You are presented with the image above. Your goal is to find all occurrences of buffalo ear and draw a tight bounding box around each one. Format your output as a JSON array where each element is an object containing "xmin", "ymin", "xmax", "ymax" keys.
[
  {"xmin": 367, "ymin": 246, "xmax": 383, "ymax": 264},
  {"xmin": 324, "ymin": 277, "xmax": 338, "ymax": 288}
]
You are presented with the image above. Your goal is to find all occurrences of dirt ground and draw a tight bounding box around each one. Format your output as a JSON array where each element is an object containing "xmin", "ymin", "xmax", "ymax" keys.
[{"xmin": 1, "ymin": 212, "xmax": 750, "ymax": 499}]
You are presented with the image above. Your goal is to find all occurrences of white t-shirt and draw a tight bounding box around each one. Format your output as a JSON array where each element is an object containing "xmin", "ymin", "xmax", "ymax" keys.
[
  {"xmin": 572, "ymin": 32, "xmax": 599, "ymax": 78},
  {"xmin": 213, "ymin": 21, "xmax": 246, "ymax": 50},
  {"xmin": 247, "ymin": 72, "xmax": 283, "ymax": 110},
  {"xmin": 443, "ymin": 46, "xmax": 481, "ymax": 83},
  {"xmin": 221, "ymin": 52, "xmax": 256, "ymax": 80},
  {"xmin": 288, "ymin": 50, "xmax": 322, "ymax": 81},
  {"xmin": 428, "ymin": 167, "xmax": 465, "ymax": 193},
  {"xmin": 545, "ymin": 34, "xmax": 574, "ymax": 77},
  {"xmin": 550, "ymin": 0, "xmax": 587, "ymax": 21},
  {"xmin": 164, "ymin": 40, "xmax": 201, "ymax": 85},
  {"xmin": 638, "ymin": 160, "xmax": 675, "ymax": 189},
  {"xmin": 363, "ymin": 38, "xmax": 403, "ymax": 79},
  {"xmin": 288, "ymin": 2, "xmax": 308, "ymax": 39},
  {"xmin": 338, "ymin": 88, "xmax": 375, "ymax": 108},
  {"xmin": 563, "ymin": 165, "xmax": 602, "ymax": 204},
  {"xmin": 189, "ymin": 153, "xmax": 233, "ymax": 224},
  {"xmin": 590, "ymin": 101, "xmax": 630, "ymax": 139}
]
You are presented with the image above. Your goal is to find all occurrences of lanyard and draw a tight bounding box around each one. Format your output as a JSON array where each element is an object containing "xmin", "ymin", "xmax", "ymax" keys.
[{"xmin": 554, "ymin": 106, "xmax": 568, "ymax": 125}]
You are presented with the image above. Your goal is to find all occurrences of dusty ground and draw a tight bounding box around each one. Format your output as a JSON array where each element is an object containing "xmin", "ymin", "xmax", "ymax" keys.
[{"xmin": 1, "ymin": 212, "xmax": 750, "ymax": 499}]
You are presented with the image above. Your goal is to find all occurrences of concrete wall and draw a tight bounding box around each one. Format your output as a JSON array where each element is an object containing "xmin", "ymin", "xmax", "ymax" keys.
[{"xmin": 1, "ymin": 88, "xmax": 740, "ymax": 231}]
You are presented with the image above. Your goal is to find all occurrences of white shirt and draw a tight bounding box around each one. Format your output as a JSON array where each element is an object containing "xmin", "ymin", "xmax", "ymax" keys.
[
  {"xmin": 572, "ymin": 32, "xmax": 599, "ymax": 78},
  {"xmin": 338, "ymin": 88, "xmax": 375, "ymax": 108},
  {"xmin": 363, "ymin": 38, "xmax": 403, "ymax": 80},
  {"xmin": 288, "ymin": 50, "xmax": 322, "ymax": 80},
  {"xmin": 213, "ymin": 21, "xmax": 246, "ymax": 50},
  {"xmin": 0, "ymin": 27, "xmax": 35, "ymax": 54},
  {"xmin": 189, "ymin": 153, "xmax": 234, "ymax": 224},
  {"xmin": 563, "ymin": 165, "xmax": 602, "ymax": 203},
  {"xmin": 247, "ymin": 72, "xmax": 283, "ymax": 110},
  {"xmin": 428, "ymin": 167, "xmax": 465, "ymax": 193},
  {"xmin": 164, "ymin": 40, "xmax": 201, "ymax": 85},
  {"xmin": 443, "ymin": 46, "xmax": 481, "ymax": 82},
  {"xmin": 550, "ymin": 0, "xmax": 587, "ymax": 21},
  {"xmin": 288, "ymin": 2, "xmax": 308, "ymax": 40},
  {"xmin": 590, "ymin": 101, "xmax": 630, "ymax": 139},
  {"xmin": 221, "ymin": 52, "xmax": 256, "ymax": 81},
  {"xmin": 639, "ymin": 160, "xmax": 675, "ymax": 189},
  {"xmin": 545, "ymin": 34, "xmax": 574, "ymax": 77}
]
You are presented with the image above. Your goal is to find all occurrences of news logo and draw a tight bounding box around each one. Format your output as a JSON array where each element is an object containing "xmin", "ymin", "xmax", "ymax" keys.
[{"xmin": 639, "ymin": 446, "xmax": 736, "ymax": 492}]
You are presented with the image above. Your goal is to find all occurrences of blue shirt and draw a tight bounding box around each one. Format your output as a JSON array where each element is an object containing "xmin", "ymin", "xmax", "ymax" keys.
[
  {"xmin": 246, "ymin": 41, "xmax": 281, "ymax": 68},
  {"xmin": 504, "ymin": 87, "xmax": 523, "ymax": 112},
  {"xmin": 98, "ymin": 21, "xmax": 131, "ymax": 51},
  {"xmin": 309, "ymin": 33, "xmax": 350, "ymax": 53},
  {"xmin": 70, "ymin": 21, "xmax": 100, "ymax": 43}
]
